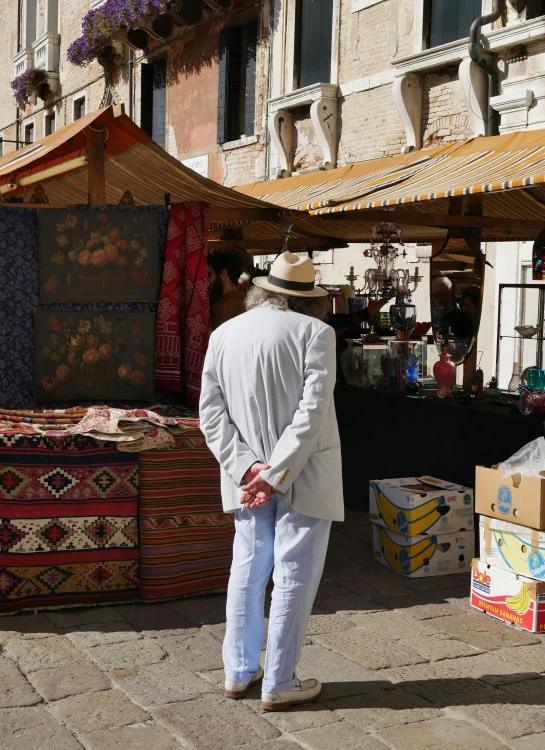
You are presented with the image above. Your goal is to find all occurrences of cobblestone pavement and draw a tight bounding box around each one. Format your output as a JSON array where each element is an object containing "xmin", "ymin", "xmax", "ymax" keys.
[{"xmin": 1, "ymin": 512, "xmax": 544, "ymax": 749}]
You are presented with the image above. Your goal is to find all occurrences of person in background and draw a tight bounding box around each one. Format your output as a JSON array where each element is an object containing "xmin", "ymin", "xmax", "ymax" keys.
[
  {"xmin": 200, "ymin": 251, "xmax": 343, "ymax": 712},
  {"xmin": 432, "ymin": 275, "xmax": 472, "ymax": 338},
  {"xmin": 208, "ymin": 249, "xmax": 246, "ymax": 330},
  {"xmin": 238, "ymin": 251, "xmax": 255, "ymax": 292}
]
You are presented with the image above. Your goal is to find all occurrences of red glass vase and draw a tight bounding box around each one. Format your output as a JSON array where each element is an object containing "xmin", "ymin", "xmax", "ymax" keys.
[{"xmin": 433, "ymin": 348, "xmax": 456, "ymax": 399}]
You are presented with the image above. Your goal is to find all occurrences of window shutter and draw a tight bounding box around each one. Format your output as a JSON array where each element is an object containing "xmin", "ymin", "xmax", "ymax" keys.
[
  {"xmin": 217, "ymin": 29, "xmax": 228, "ymax": 145},
  {"xmin": 244, "ymin": 19, "xmax": 257, "ymax": 137},
  {"xmin": 152, "ymin": 58, "xmax": 167, "ymax": 149},
  {"xmin": 527, "ymin": 0, "xmax": 545, "ymax": 19},
  {"xmin": 429, "ymin": 0, "xmax": 482, "ymax": 48},
  {"xmin": 299, "ymin": 0, "xmax": 333, "ymax": 89},
  {"xmin": 141, "ymin": 63, "xmax": 154, "ymax": 139}
]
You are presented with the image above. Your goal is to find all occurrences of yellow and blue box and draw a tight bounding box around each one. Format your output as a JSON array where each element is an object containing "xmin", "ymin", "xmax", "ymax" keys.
[
  {"xmin": 479, "ymin": 516, "xmax": 545, "ymax": 581},
  {"xmin": 369, "ymin": 476, "xmax": 474, "ymax": 537},
  {"xmin": 372, "ymin": 524, "xmax": 474, "ymax": 578}
]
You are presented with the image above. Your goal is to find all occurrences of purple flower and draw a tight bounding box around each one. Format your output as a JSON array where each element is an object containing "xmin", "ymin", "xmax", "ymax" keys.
[
  {"xmin": 67, "ymin": 0, "xmax": 172, "ymax": 67},
  {"xmin": 10, "ymin": 68, "xmax": 47, "ymax": 106}
]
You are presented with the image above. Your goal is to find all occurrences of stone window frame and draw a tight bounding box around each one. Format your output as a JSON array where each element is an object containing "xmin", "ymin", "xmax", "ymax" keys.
[
  {"xmin": 393, "ymin": 6, "xmax": 545, "ymax": 151},
  {"xmin": 72, "ymin": 93, "xmax": 88, "ymax": 123},
  {"xmin": 351, "ymin": 0, "xmax": 386, "ymax": 12}
]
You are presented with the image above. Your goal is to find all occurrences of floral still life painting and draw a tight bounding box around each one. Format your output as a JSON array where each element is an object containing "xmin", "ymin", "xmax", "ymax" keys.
[
  {"xmin": 39, "ymin": 210, "xmax": 160, "ymax": 302},
  {"xmin": 34, "ymin": 310, "xmax": 155, "ymax": 402}
]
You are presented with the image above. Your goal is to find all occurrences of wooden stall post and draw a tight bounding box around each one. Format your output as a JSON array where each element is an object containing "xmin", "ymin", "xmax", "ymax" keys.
[{"xmin": 87, "ymin": 126, "xmax": 106, "ymax": 205}]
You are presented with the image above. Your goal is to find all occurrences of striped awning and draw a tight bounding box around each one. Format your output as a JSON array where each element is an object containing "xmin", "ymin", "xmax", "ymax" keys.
[{"xmin": 236, "ymin": 130, "xmax": 545, "ymax": 244}]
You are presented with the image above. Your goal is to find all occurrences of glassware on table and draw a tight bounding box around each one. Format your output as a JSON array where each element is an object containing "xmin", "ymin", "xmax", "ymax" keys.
[
  {"xmin": 508, "ymin": 362, "xmax": 522, "ymax": 393},
  {"xmin": 390, "ymin": 291, "xmax": 416, "ymax": 341}
]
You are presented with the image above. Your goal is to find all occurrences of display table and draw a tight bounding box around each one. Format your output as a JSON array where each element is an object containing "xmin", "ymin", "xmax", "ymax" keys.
[
  {"xmin": 0, "ymin": 433, "xmax": 139, "ymax": 613},
  {"xmin": 335, "ymin": 385, "xmax": 545, "ymax": 509},
  {"xmin": 138, "ymin": 429, "xmax": 234, "ymax": 601}
]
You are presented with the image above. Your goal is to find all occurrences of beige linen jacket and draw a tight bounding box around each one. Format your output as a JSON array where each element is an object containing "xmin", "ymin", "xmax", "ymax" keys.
[{"xmin": 199, "ymin": 305, "xmax": 344, "ymax": 522}]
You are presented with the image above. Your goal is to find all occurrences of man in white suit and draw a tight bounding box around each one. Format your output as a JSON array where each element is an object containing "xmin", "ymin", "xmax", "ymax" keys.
[{"xmin": 200, "ymin": 251, "xmax": 343, "ymax": 712}]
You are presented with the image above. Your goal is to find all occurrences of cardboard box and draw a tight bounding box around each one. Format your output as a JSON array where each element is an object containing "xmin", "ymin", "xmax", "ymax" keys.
[
  {"xmin": 372, "ymin": 523, "xmax": 474, "ymax": 578},
  {"xmin": 369, "ymin": 476, "xmax": 474, "ymax": 537},
  {"xmin": 471, "ymin": 558, "xmax": 545, "ymax": 633},
  {"xmin": 476, "ymin": 465, "xmax": 545, "ymax": 530},
  {"xmin": 479, "ymin": 516, "xmax": 545, "ymax": 580}
]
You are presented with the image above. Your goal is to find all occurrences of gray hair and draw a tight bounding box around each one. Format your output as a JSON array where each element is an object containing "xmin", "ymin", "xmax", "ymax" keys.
[{"xmin": 245, "ymin": 285, "xmax": 329, "ymax": 320}]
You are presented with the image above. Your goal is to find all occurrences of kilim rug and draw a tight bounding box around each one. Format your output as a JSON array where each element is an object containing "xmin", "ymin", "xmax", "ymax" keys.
[
  {"xmin": 139, "ymin": 425, "xmax": 233, "ymax": 600},
  {"xmin": 0, "ymin": 433, "xmax": 139, "ymax": 613}
]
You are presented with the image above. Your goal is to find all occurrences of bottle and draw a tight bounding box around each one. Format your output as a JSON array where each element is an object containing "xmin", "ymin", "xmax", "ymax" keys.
[{"xmin": 433, "ymin": 345, "xmax": 456, "ymax": 399}]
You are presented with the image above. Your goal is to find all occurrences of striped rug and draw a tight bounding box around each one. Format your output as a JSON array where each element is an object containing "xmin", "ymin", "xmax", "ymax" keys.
[{"xmin": 138, "ymin": 426, "xmax": 234, "ymax": 600}]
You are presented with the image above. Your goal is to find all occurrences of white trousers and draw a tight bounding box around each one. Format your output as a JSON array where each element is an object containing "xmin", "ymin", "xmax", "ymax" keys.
[{"xmin": 223, "ymin": 494, "xmax": 331, "ymax": 693}]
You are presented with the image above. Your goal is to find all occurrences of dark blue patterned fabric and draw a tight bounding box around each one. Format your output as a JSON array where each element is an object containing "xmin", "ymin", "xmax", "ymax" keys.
[{"xmin": 0, "ymin": 206, "xmax": 169, "ymax": 409}]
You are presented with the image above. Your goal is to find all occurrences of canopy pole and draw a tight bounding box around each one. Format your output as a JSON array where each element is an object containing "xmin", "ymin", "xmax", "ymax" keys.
[{"xmin": 87, "ymin": 127, "xmax": 106, "ymax": 206}]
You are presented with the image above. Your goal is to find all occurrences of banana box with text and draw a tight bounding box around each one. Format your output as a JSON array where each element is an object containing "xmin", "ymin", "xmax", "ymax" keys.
[
  {"xmin": 372, "ymin": 524, "xmax": 474, "ymax": 578},
  {"xmin": 369, "ymin": 477, "xmax": 474, "ymax": 537},
  {"xmin": 471, "ymin": 558, "xmax": 545, "ymax": 633},
  {"xmin": 479, "ymin": 516, "xmax": 545, "ymax": 580}
]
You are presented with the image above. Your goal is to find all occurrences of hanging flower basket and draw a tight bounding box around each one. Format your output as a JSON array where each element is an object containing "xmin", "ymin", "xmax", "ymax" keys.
[
  {"xmin": 10, "ymin": 68, "xmax": 49, "ymax": 108},
  {"xmin": 67, "ymin": 0, "xmax": 184, "ymax": 68}
]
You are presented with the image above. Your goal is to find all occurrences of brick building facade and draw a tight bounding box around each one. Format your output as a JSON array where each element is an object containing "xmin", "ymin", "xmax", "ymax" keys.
[{"xmin": 3, "ymin": 0, "xmax": 545, "ymax": 380}]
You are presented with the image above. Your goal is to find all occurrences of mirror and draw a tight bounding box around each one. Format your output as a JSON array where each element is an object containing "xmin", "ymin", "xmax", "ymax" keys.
[{"xmin": 430, "ymin": 242, "xmax": 485, "ymax": 365}]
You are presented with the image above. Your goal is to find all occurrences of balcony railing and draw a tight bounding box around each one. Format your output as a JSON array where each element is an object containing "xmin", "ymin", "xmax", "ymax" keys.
[
  {"xmin": 32, "ymin": 32, "xmax": 61, "ymax": 72},
  {"xmin": 13, "ymin": 48, "xmax": 33, "ymax": 79}
]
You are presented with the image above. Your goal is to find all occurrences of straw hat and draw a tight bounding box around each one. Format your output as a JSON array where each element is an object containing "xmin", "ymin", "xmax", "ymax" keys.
[{"xmin": 253, "ymin": 252, "xmax": 328, "ymax": 298}]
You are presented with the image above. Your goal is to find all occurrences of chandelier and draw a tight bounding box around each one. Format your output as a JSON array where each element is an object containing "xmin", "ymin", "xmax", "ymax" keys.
[{"xmin": 362, "ymin": 223, "xmax": 422, "ymax": 296}]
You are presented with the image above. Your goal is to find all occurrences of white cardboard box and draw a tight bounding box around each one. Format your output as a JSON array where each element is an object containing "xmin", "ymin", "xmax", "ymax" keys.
[
  {"xmin": 471, "ymin": 558, "xmax": 545, "ymax": 633},
  {"xmin": 372, "ymin": 523, "xmax": 474, "ymax": 578},
  {"xmin": 479, "ymin": 516, "xmax": 545, "ymax": 581},
  {"xmin": 369, "ymin": 476, "xmax": 474, "ymax": 537}
]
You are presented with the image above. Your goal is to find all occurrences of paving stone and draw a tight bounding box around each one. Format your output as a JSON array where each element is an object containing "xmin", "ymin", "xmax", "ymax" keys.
[
  {"xmin": 294, "ymin": 644, "xmax": 392, "ymax": 701},
  {"xmin": 402, "ymin": 601, "xmax": 469, "ymax": 621},
  {"xmin": 398, "ymin": 634, "xmax": 484, "ymax": 662},
  {"xmin": 228, "ymin": 743, "xmax": 306, "ymax": 750},
  {"xmin": 152, "ymin": 694, "xmax": 280, "ymax": 749},
  {"xmin": 295, "ymin": 721, "xmax": 390, "ymax": 749},
  {"xmin": 79, "ymin": 724, "xmax": 183, "ymax": 750},
  {"xmin": 496, "ymin": 644, "xmax": 545, "ymax": 676},
  {"xmin": 110, "ymin": 658, "xmax": 218, "ymax": 709},
  {"xmin": 312, "ymin": 630, "xmax": 427, "ymax": 670},
  {"xmin": 377, "ymin": 717, "xmax": 511, "ymax": 749},
  {"xmin": 27, "ymin": 662, "xmax": 110, "ymax": 701},
  {"xmin": 5, "ymin": 635, "xmax": 86, "ymax": 674},
  {"xmin": 316, "ymin": 579, "xmax": 353, "ymax": 599},
  {"xmin": 314, "ymin": 593, "xmax": 387, "ymax": 615},
  {"xmin": 325, "ymin": 687, "xmax": 441, "ymax": 732},
  {"xmin": 306, "ymin": 613, "xmax": 356, "ymax": 635},
  {"xmin": 347, "ymin": 610, "xmax": 438, "ymax": 640},
  {"xmin": 453, "ymin": 647, "xmax": 545, "ymax": 686},
  {"xmin": 429, "ymin": 613, "xmax": 541, "ymax": 651},
  {"xmin": 325, "ymin": 567, "xmax": 414, "ymax": 598},
  {"xmin": 385, "ymin": 671, "xmax": 514, "ymax": 708},
  {"xmin": 50, "ymin": 688, "xmax": 148, "ymax": 733},
  {"xmin": 66, "ymin": 621, "xmax": 141, "ymax": 649},
  {"xmin": 453, "ymin": 700, "xmax": 545, "ymax": 740},
  {"xmin": 115, "ymin": 603, "xmax": 198, "ymax": 638},
  {"xmin": 243, "ymin": 694, "xmax": 341, "ymax": 731},
  {"xmin": 166, "ymin": 594, "xmax": 227, "ymax": 626},
  {"xmin": 379, "ymin": 658, "xmax": 474, "ymax": 686},
  {"xmin": 86, "ymin": 638, "xmax": 166, "ymax": 671},
  {"xmin": 498, "ymin": 676, "xmax": 545, "ymax": 704},
  {"xmin": 510, "ymin": 733, "xmax": 545, "ymax": 750},
  {"xmin": 46, "ymin": 607, "xmax": 123, "ymax": 628},
  {"xmin": 157, "ymin": 631, "xmax": 224, "ymax": 671},
  {"xmin": 0, "ymin": 705, "xmax": 82, "ymax": 749},
  {"xmin": 0, "ymin": 613, "xmax": 61, "ymax": 641},
  {"xmin": 0, "ymin": 657, "xmax": 40, "ymax": 707}
]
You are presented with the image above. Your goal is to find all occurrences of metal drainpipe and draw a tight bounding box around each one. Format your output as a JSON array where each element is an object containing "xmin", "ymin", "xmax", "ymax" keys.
[{"xmin": 468, "ymin": 0, "xmax": 505, "ymax": 136}]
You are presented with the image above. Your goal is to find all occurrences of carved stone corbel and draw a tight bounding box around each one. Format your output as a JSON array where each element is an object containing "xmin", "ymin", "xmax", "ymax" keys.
[
  {"xmin": 310, "ymin": 96, "xmax": 338, "ymax": 169},
  {"xmin": 268, "ymin": 109, "xmax": 293, "ymax": 178},
  {"xmin": 392, "ymin": 73, "xmax": 423, "ymax": 152},
  {"xmin": 459, "ymin": 57, "xmax": 489, "ymax": 137}
]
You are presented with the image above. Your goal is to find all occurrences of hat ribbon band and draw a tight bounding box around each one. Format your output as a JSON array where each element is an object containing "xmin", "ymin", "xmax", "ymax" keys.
[{"xmin": 267, "ymin": 274, "xmax": 314, "ymax": 292}]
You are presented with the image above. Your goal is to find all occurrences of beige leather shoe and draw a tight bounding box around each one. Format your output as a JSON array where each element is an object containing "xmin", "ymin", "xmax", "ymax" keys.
[
  {"xmin": 260, "ymin": 678, "xmax": 322, "ymax": 711},
  {"xmin": 224, "ymin": 667, "xmax": 264, "ymax": 699}
]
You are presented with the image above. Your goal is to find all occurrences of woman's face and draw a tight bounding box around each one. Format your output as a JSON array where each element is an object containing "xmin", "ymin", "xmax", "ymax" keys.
[{"xmin": 462, "ymin": 296, "xmax": 478, "ymax": 323}]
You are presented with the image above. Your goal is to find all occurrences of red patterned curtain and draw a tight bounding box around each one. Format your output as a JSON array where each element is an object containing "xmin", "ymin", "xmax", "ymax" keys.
[{"xmin": 155, "ymin": 202, "xmax": 210, "ymax": 407}]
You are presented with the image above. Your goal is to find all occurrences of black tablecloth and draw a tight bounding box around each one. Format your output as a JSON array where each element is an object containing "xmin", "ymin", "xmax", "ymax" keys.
[{"xmin": 335, "ymin": 385, "xmax": 545, "ymax": 510}]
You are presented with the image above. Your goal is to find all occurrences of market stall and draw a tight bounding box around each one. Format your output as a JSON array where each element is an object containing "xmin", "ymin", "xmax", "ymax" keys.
[{"xmin": 0, "ymin": 105, "xmax": 299, "ymax": 613}]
